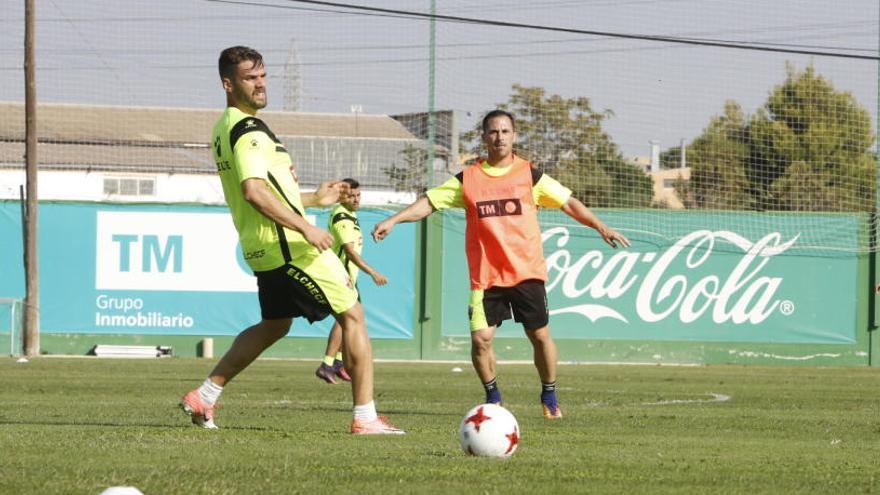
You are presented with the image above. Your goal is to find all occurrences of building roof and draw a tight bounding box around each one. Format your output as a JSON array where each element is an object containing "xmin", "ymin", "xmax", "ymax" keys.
[
  {"xmin": 0, "ymin": 101, "xmax": 417, "ymax": 143},
  {"xmin": 0, "ymin": 102, "xmax": 420, "ymax": 177}
]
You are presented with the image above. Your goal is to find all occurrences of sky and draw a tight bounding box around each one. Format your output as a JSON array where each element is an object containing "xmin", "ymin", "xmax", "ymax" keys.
[{"xmin": 1, "ymin": 0, "xmax": 878, "ymax": 158}]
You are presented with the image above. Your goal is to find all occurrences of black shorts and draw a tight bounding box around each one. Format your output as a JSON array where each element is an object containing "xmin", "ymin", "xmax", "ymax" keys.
[
  {"xmin": 468, "ymin": 279, "xmax": 549, "ymax": 331},
  {"xmin": 255, "ymin": 263, "xmax": 336, "ymax": 323}
]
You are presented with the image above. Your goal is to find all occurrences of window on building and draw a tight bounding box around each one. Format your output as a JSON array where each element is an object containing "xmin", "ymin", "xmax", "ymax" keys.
[
  {"xmin": 104, "ymin": 177, "xmax": 156, "ymax": 197},
  {"xmin": 119, "ymin": 179, "xmax": 138, "ymax": 195},
  {"xmin": 138, "ymin": 179, "xmax": 155, "ymax": 196},
  {"xmin": 103, "ymin": 180, "xmax": 118, "ymax": 195}
]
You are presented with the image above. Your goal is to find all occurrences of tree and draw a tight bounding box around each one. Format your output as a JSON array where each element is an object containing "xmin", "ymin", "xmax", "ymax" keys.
[
  {"xmin": 461, "ymin": 85, "xmax": 653, "ymax": 208},
  {"xmin": 679, "ymin": 100, "xmax": 754, "ymax": 210},
  {"xmin": 747, "ymin": 64, "xmax": 875, "ymax": 211},
  {"xmin": 382, "ymin": 143, "xmax": 427, "ymax": 193},
  {"xmin": 659, "ymin": 146, "xmax": 683, "ymax": 170},
  {"xmin": 677, "ymin": 64, "xmax": 875, "ymax": 212},
  {"xmin": 671, "ymin": 174, "xmax": 696, "ymax": 209}
]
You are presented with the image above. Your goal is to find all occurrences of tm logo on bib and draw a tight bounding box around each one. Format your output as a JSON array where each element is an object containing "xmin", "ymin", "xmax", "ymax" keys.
[{"xmin": 476, "ymin": 198, "xmax": 522, "ymax": 218}]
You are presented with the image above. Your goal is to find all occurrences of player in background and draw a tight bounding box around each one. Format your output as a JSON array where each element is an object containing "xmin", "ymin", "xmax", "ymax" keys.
[
  {"xmin": 180, "ymin": 46, "xmax": 403, "ymax": 434},
  {"xmin": 372, "ymin": 109, "xmax": 630, "ymax": 419},
  {"xmin": 315, "ymin": 178, "xmax": 389, "ymax": 384}
]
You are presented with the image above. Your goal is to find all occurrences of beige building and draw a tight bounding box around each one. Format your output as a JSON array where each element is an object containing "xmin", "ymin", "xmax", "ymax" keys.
[
  {"xmin": 649, "ymin": 167, "xmax": 691, "ymax": 209},
  {"xmin": 631, "ymin": 154, "xmax": 690, "ymax": 209}
]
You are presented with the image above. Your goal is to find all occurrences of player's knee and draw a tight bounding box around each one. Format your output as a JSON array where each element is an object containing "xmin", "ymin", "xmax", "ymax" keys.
[
  {"xmin": 471, "ymin": 333, "xmax": 494, "ymax": 354},
  {"xmin": 525, "ymin": 326, "xmax": 551, "ymax": 345},
  {"xmin": 259, "ymin": 318, "xmax": 291, "ymax": 340},
  {"xmin": 336, "ymin": 302, "xmax": 365, "ymax": 325}
]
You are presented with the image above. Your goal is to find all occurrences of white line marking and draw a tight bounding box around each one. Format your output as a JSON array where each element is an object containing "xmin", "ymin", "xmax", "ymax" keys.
[
  {"xmin": 728, "ymin": 350, "xmax": 842, "ymax": 361},
  {"xmin": 642, "ymin": 393, "xmax": 731, "ymax": 406}
]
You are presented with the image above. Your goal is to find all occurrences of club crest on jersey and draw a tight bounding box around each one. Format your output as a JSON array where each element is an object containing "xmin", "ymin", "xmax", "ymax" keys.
[{"xmin": 476, "ymin": 198, "xmax": 522, "ymax": 218}]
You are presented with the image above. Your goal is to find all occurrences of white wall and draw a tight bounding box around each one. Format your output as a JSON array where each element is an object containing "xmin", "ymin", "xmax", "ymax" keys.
[
  {"xmin": 0, "ymin": 170, "xmax": 226, "ymax": 204},
  {"xmin": 0, "ymin": 169, "xmax": 415, "ymax": 206}
]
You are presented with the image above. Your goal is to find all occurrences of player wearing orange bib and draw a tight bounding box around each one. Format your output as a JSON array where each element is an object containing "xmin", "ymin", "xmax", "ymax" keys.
[{"xmin": 372, "ymin": 109, "xmax": 630, "ymax": 418}]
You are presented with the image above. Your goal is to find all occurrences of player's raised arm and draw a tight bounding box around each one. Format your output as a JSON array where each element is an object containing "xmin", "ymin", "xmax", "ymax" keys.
[
  {"xmin": 372, "ymin": 196, "xmax": 436, "ymax": 242},
  {"xmin": 302, "ymin": 180, "xmax": 350, "ymax": 207},
  {"xmin": 561, "ymin": 196, "xmax": 630, "ymax": 249}
]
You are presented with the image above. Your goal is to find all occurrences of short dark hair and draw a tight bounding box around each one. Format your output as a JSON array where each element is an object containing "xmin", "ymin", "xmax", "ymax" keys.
[
  {"xmin": 481, "ymin": 109, "xmax": 516, "ymax": 132},
  {"xmin": 218, "ymin": 46, "xmax": 263, "ymax": 79},
  {"xmin": 342, "ymin": 178, "xmax": 360, "ymax": 189}
]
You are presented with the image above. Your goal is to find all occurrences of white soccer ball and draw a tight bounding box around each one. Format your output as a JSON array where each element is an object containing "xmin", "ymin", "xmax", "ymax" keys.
[{"xmin": 458, "ymin": 403, "xmax": 520, "ymax": 457}]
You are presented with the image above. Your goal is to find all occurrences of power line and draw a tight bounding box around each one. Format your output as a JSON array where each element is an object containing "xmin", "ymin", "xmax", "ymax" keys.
[
  {"xmin": 6, "ymin": 4, "xmax": 875, "ymax": 54},
  {"xmin": 1, "ymin": 35, "xmax": 874, "ymax": 72},
  {"xmin": 45, "ymin": 0, "xmax": 136, "ymax": 103},
  {"xmin": 201, "ymin": 0, "xmax": 435, "ymax": 22},
  {"xmin": 204, "ymin": 0, "xmax": 880, "ymax": 61},
  {"xmin": 1, "ymin": 25, "xmax": 876, "ymax": 56},
  {"xmin": 0, "ymin": 4, "xmax": 393, "ymax": 23}
]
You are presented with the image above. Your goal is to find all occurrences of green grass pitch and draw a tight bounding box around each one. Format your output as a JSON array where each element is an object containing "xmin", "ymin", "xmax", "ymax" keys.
[{"xmin": 0, "ymin": 357, "xmax": 877, "ymax": 494}]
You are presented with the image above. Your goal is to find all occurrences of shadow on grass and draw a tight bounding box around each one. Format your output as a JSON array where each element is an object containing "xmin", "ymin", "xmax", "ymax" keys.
[{"xmin": 262, "ymin": 403, "xmax": 462, "ymax": 418}]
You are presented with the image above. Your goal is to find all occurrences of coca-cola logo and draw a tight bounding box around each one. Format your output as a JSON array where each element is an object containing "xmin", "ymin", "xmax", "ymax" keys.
[{"xmin": 543, "ymin": 228, "xmax": 799, "ymax": 325}]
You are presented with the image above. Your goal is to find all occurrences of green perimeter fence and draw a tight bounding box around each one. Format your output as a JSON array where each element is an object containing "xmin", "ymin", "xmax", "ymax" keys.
[{"xmin": 1, "ymin": 201, "xmax": 878, "ymax": 367}]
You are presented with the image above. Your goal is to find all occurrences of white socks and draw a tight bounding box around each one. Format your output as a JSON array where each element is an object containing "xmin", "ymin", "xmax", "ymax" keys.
[
  {"xmin": 353, "ymin": 401, "xmax": 378, "ymax": 422},
  {"xmin": 198, "ymin": 378, "xmax": 223, "ymax": 406}
]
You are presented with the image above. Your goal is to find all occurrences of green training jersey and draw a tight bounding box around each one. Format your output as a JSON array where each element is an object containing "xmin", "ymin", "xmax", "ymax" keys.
[
  {"xmin": 212, "ymin": 106, "xmax": 309, "ymax": 272},
  {"xmin": 328, "ymin": 203, "xmax": 362, "ymax": 283}
]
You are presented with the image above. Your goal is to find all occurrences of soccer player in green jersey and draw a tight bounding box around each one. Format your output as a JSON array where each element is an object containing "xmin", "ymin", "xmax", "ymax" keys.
[
  {"xmin": 180, "ymin": 46, "xmax": 403, "ymax": 434},
  {"xmin": 315, "ymin": 178, "xmax": 389, "ymax": 384}
]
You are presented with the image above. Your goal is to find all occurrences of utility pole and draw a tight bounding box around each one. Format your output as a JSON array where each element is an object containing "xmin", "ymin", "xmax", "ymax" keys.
[
  {"xmin": 350, "ymin": 104, "xmax": 362, "ymax": 137},
  {"xmin": 24, "ymin": 0, "xmax": 40, "ymax": 356},
  {"xmin": 426, "ymin": 0, "xmax": 436, "ymax": 190},
  {"xmin": 680, "ymin": 138, "xmax": 686, "ymax": 169},
  {"xmin": 283, "ymin": 38, "xmax": 302, "ymax": 112},
  {"xmin": 870, "ymin": 0, "xmax": 880, "ymax": 334},
  {"xmin": 419, "ymin": 0, "xmax": 438, "ymax": 331}
]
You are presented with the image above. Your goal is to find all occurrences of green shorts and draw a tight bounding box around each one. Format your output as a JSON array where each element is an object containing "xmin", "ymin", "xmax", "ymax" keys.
[{"xmin": 255, "ymin": 249, "xmax": 359, "ymax": 322}]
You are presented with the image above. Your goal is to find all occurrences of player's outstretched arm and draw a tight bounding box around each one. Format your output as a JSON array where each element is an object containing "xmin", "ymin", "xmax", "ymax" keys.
[
  {"xmin": 242, "ymin": 178, "xmax": 333, "ymax": 251},
  {"xmin": 342, "ymin": 243, "xmax": 388, "ymax": 286},
  {"xmin": 301, "ymin": 180, "xmax": 349, "ymax": 207},
  {"xmin": 372, "ymin": 196, "xmax": 436, "ymax": 242},
  {"xmin": 561, "ymin": 196, "xmax": 631, "ymax": 249}
]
